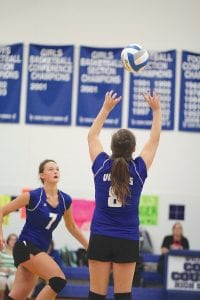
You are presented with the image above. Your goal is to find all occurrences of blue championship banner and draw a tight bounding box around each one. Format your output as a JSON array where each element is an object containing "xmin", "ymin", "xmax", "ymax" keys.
[
  {"xmin": 76, "ymin": 46, "xmax": 124, "ymax": 128},
  {"xmin": 179, "ymin": 51, "xmax": 200, "ymax": 132},
  {"xmin": 0, "ymin": 43, "xmax": 23, "ymax": 123},
  {"xmin": 26, "ymin": 44, "xmax": 74, "ymax": 125},
  {"xmin": 128, "ymin": 50, "xmax": 176, "ymax": 130}
]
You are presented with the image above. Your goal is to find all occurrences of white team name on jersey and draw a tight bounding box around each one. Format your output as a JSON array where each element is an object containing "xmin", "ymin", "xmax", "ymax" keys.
[{"xmin": 103, "ymin": 173, "xmax": 133, "ymax": 185}]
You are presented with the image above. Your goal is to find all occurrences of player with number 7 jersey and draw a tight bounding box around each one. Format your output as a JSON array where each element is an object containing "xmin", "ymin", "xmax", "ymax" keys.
[
  {"xmin": 19, "ymin": 187, "xmax": 71, "ymax": 252},
  {"xmin": 0, "ymin": 159, "xmax": 88, "ymax": 300}
]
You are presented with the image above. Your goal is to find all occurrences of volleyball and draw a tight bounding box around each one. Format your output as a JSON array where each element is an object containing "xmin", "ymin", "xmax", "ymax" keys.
[{"xmin": 121, "ymin": 44, "xmax": 149, "ymax": 73}]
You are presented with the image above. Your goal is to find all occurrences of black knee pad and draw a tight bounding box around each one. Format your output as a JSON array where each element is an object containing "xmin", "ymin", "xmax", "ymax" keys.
[
  {"xmin": 114, "ymin": 292, "xmax": 132, "ymax": 300},
  {"xmin": 49, "ymin": 276, "xmax": 67, "ymax": 293},
  {"xmin": 88, "ymin": 291, "xmax": 106, "ymax": 300},
  {"xmin": 7, "ymin": 297, "xmax": 14, "ymax": 300}
]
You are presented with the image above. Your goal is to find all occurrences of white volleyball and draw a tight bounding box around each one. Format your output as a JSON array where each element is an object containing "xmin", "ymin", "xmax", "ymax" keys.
[{"xmin": 121, "ymin": 44, "xmax": 149, "ymax": 73}]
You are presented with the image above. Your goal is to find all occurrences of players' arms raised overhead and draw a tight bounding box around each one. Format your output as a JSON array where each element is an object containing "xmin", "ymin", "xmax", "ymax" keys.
[
  {"xmin": 88, "ymin": 90, "xmax": 122, "ymax": 162},
  {"xmin": 140, "ymin": 90, "xmax": 162, "ymax": 171}
]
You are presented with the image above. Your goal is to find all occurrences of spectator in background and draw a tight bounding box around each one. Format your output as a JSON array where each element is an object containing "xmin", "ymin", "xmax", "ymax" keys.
[
  {"xmin": 158, "ymin": 222, "xmax": 189, "ymax": 275},
  {"xmin": 0, "ymin": 233, "xmax": 17, "ymax": 300},
  {"xmin": 161, "ymin": 222, "xmax": 189, "ymax": 254}
]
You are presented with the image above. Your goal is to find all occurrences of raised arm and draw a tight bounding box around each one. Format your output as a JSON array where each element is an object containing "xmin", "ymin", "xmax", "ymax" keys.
[
  {"xmin": 140, "ymin": 90, "xmax": 162, "ymax": 170},
  {"xmin": 87, "ymin": 90, "xmax": 121, "ymax": 162}
]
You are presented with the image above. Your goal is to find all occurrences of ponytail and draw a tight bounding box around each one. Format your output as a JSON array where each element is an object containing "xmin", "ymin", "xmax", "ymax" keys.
[{"xmin": 111, "ymin": 157, "xmax": 130, "ymax": 206}]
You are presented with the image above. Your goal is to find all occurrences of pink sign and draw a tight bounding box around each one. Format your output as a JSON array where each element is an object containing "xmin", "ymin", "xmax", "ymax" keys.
[{"xmin": 72, "ymin": 199, "xmax": 95, "ymax": 230}]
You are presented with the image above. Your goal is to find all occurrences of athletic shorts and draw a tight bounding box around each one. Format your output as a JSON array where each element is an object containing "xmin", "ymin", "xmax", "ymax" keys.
[
  {"xmin": 13, "ymin": 240, "xmax": 43, "ymax": 267},
  {"xmin": 87, "ymin": 234, "xmax": 139, "ymax": 263}
]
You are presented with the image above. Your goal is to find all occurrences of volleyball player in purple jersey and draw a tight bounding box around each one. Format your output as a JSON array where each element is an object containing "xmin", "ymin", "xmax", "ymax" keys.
[
  {"xmin": 87, "ymin": 90, "xmax": 162, "ymax": 300},
  {"xmin": 0, "ymin": 159, "xmax": 88, "ymax": 300}
]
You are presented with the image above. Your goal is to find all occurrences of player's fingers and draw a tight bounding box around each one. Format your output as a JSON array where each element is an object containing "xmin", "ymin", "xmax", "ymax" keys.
[
  {"xmin": 112, "ymin": 93, "xmax": 117, "ymax": 99},
  {"xmin": 142, "ymin": 92, "xmax": 149, "ymax": 102},
  {"xmin": 115, "ymin": 96, "xmax": 122, "ymax": 102},
  {"xmin": 108, "ymin": 90, "xmax": 114, "ymax": 97},
  {"xmin": 105, "ymin": 91, "xmax": 110, "ymax": 100},
  {"xmin": 157, "ymin": 93, "xmax": 161, "ymax": 101}
]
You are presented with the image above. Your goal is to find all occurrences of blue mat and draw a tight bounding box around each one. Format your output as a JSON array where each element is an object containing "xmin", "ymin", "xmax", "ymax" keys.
[{"xmin": 59, "ymin": 285, "xmax": 165, "ymax": 300}]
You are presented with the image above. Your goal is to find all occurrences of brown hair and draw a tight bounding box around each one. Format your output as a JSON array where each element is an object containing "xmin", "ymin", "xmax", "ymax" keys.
[
  {"xmin": 110, "ymin": 129, "xmax": 136, "ymax": 205},
  {"xmin": 39, "ymin": 159, "xmax": 56, "ymax": 183},
  {"xmin": 6, "ymin": 233, "xmax": 18, "ymax": 245}
]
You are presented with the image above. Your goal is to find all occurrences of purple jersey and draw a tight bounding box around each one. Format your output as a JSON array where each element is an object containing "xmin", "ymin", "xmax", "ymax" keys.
[
  {"xmin": 19, "ymin": 188, "xmax": 72, "ymax": 251},
  {"xmin": 91, "ymin": 152, "xmax": 147, "ymax": 240}
]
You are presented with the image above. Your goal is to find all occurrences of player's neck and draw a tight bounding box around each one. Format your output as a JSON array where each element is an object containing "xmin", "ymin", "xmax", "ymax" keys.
[{"xmin": 43, "ymin": 184, "xmax": 58, "ymax": 196}]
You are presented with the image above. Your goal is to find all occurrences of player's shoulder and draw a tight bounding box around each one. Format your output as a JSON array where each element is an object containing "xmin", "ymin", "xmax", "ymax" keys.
[
  {"xmin": 130, "ymin": 156, "xmax": 147, "ymax": 182},
  {"xmin": 29, "ymin": 187, "xmax": 43, "ymax": 197},
  {"xmin": 27, "ymin": 188, "xmax": 43, "ymax": 210},
  {"xmin": 92, "ymin": 152, "xmax": 110, "ymax": 174},
  {"xmin": 94, "ymin": 152, "xmax": 109, "ymax": 163},
  {"xmin": 58, "ymin": 190, "xmax": 72, "ymax": 210},
  {"xmin": 133, "ymin": 156, "xmax": 146, "ymax": 168},
  {"xmin": 59, "ymin": 190, "xmax": 72, "ymax": 202}
]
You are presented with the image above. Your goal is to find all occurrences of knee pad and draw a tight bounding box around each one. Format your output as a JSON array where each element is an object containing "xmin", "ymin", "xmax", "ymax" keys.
[
  {"xmin": 49, "ymin": 276, "xmax": 67, "ymax": 293},
  {"xmin": 88, "ymin": 291, "xmax": 106, "ymax": 300},
  {"xmin": 7, "ymin": 297, "xmax": 14, "ymax": 300},
  {"xmin": 114, "ymin": 292, "xmax": 132, "ymax": 300}
]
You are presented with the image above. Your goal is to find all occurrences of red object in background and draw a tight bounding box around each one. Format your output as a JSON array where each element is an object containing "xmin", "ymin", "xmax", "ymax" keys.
[{"xmin": 20, "ymin": 206, "xmax": 26, "ymax": 219}]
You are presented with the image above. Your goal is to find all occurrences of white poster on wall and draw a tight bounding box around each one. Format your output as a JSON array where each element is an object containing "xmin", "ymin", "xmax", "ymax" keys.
[{"xmin": 166, "ymin": 252, "xmax": 200, "ymax": 292}]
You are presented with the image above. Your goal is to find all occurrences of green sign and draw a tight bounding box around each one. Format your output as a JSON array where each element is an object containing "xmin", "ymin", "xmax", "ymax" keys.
[{"xmin": 139, "ymin": 195, "xmax": 159, "ymax": 225}]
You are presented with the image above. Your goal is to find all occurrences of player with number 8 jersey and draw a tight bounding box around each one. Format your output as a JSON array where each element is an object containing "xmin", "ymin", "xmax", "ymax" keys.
[
  {"xmin": 87, "ymin": 90, "xmax": 162, "ymax": 300},
  {"xmin": 91, "ymin": 153, "xmax": 147, "ymax": 240}
]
